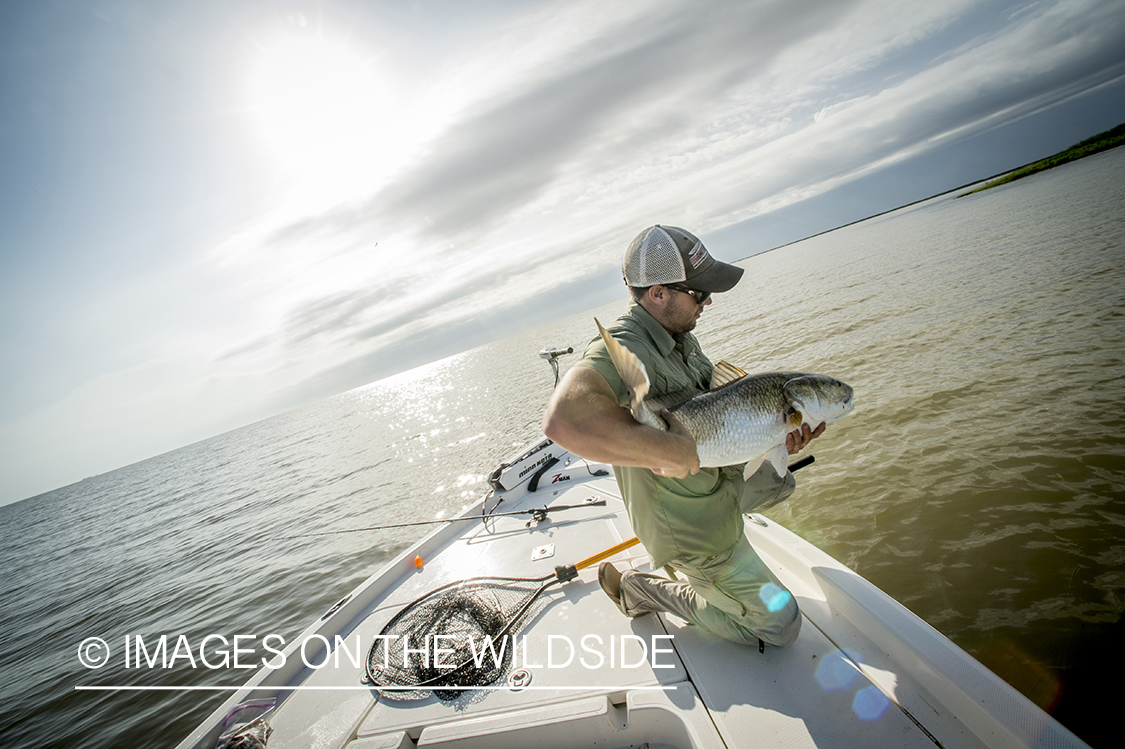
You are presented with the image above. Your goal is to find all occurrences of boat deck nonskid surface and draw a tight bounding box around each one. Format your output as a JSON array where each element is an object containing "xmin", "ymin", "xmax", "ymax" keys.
[{"xmin": 259, "ymin": 471, "xmax": 940, "ymax": 748}]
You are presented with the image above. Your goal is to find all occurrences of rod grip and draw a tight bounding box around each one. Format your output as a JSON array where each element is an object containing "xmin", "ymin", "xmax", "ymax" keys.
[{"xmin": 789, "ymin": 454, "xmax": 815, "ymax": 472}]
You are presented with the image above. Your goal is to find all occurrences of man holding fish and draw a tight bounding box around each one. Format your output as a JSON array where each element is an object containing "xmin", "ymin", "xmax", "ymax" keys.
[{"xmin": 543, "ymin": 225, "xmax": 853, "ymax": 649}]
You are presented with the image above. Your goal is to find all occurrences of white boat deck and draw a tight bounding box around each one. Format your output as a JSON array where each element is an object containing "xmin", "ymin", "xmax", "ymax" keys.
[{"xmin": 179, "ymin": 450, "xmax": 1089, "ymax": 749}]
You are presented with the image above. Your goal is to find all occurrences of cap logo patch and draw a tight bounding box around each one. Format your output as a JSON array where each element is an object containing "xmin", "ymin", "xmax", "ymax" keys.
[{"xmin": 688, "ymin": 241, "xmax": 709, "ymax": 269}]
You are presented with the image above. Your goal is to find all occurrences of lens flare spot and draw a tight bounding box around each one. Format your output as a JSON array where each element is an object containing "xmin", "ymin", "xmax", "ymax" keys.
[
  {"xmin": 853, "ymin": 685, "xmax": 891, "ymax": 721},
  {"xmin": 815, "ymin": 651, "xmax": 859, "ymax": 691},
  {"xmin": 759, "ymin": 583, "xmax": 792, "ymax": 612}
]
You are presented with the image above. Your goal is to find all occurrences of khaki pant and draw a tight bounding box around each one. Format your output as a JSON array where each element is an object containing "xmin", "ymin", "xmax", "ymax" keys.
[{"xmin": 618, "ymin": 534, "xmax": 801, "ymax": 648}]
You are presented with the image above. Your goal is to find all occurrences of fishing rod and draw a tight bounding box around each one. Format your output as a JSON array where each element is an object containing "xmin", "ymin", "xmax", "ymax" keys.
[
  {"xmin": 278, "ymin": 497, "xmax": 606, "ymax": 539},
  {"xmin": 282, "ymin": 455, "xmax": 815, "ymax": 540}
]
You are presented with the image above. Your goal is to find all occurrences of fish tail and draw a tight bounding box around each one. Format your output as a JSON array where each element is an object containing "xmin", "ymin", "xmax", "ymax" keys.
[{"xmin": 595, "ymin": 319, "xmax": 663, "ymax": 430}]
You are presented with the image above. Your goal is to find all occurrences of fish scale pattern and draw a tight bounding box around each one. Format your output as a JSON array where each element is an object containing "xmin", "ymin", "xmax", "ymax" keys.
[
  {"xmin": 674, "ymin": 372, "xmax": 799, "ymax": 467},
  {"xmin": 666, "ymin": 371, "xmax": 854, "ymax": 469}
]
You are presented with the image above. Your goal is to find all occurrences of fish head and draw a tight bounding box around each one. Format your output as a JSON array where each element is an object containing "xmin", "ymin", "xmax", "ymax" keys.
[{"xmin": 783, "ymin": 375, "xmax": 855, "ymax": 425}]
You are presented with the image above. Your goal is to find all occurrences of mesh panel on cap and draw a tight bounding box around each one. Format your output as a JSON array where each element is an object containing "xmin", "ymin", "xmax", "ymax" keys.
[{"xmin": 624, "ymin": 227, "xmax": 685, "ymax": 286}]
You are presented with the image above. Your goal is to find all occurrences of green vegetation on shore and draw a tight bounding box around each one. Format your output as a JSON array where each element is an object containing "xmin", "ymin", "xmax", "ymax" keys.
[{"xmin": 958, "ymin": 122, "xmax": 1125, "ymax": 197}]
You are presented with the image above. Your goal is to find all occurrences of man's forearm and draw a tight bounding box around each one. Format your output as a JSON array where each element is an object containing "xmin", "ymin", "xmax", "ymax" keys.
[
  {"xmin": 546, "ymin": 404, "xmax": 695, "ymax": 471},
  {"xmin": 542, "ymin": 365, "xmax": 700, "ymax": 477}
]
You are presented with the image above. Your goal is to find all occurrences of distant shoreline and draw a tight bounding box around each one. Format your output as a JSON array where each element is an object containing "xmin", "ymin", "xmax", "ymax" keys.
[
  {"xmin": 748, "ymin": 121, "xmax": 1125, "ymax": 262},
  {"xmin": 957, "ymin": 122, "xmax": 1125, "ymax": 197}
]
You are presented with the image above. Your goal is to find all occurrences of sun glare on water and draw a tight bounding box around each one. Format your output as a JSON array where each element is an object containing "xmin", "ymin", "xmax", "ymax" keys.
[{"xmin": 244, "ymin": 16, "xmax": 412, "ymax": 200}]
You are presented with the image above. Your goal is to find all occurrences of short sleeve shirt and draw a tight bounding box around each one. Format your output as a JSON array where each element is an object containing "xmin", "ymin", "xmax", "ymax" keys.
[{"xmin": 578, "ymin": 301, "xmax": 744, "ymax": 568}]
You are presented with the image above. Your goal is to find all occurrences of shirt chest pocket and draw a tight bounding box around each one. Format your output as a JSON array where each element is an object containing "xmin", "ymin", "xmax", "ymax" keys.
[{"xmin": 652, "ymin": 361, "xmax": 710, "ymax": 400}]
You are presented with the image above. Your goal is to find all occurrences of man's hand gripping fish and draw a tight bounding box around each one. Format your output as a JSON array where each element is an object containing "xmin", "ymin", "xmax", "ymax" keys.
[{"xmin": 595, "ymin": 319, "xmax": 856, "ymax": 480}]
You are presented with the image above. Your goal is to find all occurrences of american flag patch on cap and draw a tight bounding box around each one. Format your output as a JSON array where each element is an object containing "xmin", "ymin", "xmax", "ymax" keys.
[{"xmin": 688, "ymin": 241, "xmax": 709, "ymax": 269}]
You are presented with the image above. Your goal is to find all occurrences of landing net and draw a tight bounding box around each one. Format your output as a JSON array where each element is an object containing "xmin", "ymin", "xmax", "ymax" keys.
[{"xmin": 365, "ymin": 576, "xmax": 553, "ymax": 701}]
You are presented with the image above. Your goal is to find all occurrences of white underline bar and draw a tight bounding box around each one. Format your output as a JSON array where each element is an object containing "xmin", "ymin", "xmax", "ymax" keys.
[{"xmin": 75, "ymin": 684, "xmax": 677, "ymax": 692}]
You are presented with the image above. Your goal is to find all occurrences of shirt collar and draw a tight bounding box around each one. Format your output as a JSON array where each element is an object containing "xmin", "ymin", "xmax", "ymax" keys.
[{"xmin": 627, "ymin": 300, "xmax": 678, "ymax": 358}]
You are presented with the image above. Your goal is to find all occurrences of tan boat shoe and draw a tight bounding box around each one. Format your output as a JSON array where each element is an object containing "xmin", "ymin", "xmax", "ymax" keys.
[{"xmin": 598, "ymin": 561, "xmax": 627, "ymax": 615}]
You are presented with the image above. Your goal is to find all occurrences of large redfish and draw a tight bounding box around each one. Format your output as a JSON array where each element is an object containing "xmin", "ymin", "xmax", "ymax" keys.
[{"xmin": 596, "ymin": 319, "xmax": 855, "ymax": 479}]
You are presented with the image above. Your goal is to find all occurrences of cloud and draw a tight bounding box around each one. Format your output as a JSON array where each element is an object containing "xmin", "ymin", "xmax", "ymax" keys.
[
  {"xmin": 6, "ymin": 0, "xmax": 1125, "ymax": 503},
  {"xmin": 203, "ymin": 0, "xmax": 1125, "ymax": 405},
  {"xmin": 286, "ymin": 285, "xmax": 393, "ymax": 346},
  {"xmin": 361, "ymin": 0, "xmax": 865, "ymax": 240},
  {"xmin": 617, "ymin": 0, "xmax": 1125, "ymax": 228}
]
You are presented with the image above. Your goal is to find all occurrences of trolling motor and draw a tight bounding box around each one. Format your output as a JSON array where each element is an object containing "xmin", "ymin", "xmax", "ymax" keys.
[
  {"xmin": 485, "ymin": 344, "xmax": 586, "ymax": 501},
  {"xmin": 538, "ymin": 346, "xmax": 573, "ymax": 389},
  {"xmin": 486, "ymin": 345, "xmax": 576, "ymax": 496}
]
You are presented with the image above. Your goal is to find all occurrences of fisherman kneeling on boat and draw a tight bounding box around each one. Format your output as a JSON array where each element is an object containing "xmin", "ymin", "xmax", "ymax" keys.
[{"xmin": 542, "ymin": 225, "xmax": 824, "ymax": 649}]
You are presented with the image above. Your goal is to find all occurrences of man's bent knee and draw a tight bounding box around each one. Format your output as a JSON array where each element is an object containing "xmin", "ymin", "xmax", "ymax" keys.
[{"xmin": 769, "ymin": 605, "xmax": 802, "ymax": 648}]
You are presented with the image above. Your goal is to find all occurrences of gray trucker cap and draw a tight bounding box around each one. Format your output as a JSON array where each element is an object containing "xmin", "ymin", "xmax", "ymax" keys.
[{"xmin": 622, "ymin": 225, "xmax": 744, "ymax": 293}]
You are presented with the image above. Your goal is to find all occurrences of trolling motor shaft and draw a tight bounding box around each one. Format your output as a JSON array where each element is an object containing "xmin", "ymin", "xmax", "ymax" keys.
[{"xmin": 539, "ymin": 346, "xmax": 573, "ymax": 389}]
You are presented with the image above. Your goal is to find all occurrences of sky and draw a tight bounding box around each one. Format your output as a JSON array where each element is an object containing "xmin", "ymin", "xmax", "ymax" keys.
[{"xmin": 2, "ymin": 0, "xmax": 1124, "ymax": 506}]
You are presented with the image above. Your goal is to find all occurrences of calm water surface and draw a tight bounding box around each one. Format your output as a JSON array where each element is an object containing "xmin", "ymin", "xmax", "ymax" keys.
[{"xmin": 1, "ymin": 148, "xmax": 1122, "ymax": 748}]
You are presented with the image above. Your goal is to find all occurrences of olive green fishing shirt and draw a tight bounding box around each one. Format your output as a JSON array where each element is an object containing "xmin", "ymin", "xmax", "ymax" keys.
[{"xmin": 578, "ymin": 301, "xmax": 747, "ymax": 568}]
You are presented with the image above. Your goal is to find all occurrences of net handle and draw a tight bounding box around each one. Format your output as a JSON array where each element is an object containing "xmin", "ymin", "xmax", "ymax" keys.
[{"xmin": 572, "ymin": 537, "xmax": 639, "ymax": 571}]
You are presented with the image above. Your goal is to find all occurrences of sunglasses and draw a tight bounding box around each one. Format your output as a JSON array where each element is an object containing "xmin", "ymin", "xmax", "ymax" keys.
[{"xmin": 664, "ymin": 285, "xmax": 711, "ymax": 305}]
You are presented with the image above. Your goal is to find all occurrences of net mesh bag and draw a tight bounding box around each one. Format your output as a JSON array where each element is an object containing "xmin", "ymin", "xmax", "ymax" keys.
[
  {"xmin": 366, "ymin": 577, "xmax": 552, "ymax": 701},
  {"xmin": 623, "ymin": 227, "xmax": 685, "ymax": 286}
]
